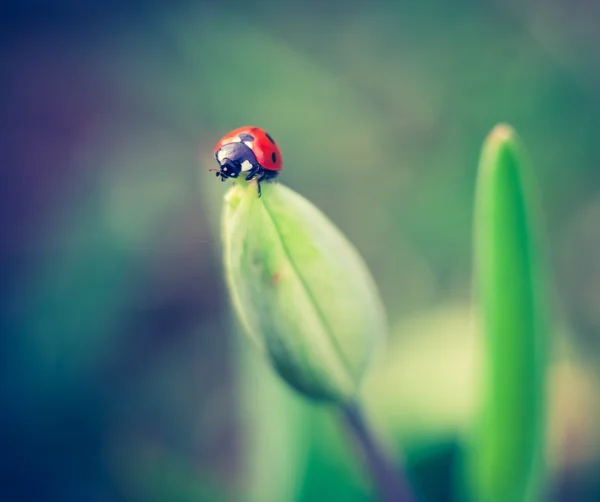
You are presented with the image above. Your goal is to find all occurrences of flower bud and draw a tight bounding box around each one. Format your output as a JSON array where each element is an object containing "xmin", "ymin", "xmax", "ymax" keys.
[{"xmin": 222, "ymin": 181, "xmax": 387, "ymax": 404}]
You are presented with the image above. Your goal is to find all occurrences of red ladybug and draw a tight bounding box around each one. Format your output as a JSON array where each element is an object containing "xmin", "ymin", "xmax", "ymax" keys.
[{"xmin": 213, "ymin": 126, "xmax": 283, "ymax": 197}]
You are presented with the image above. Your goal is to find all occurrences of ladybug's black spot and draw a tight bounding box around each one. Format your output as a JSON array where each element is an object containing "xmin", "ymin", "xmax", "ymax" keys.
[
  {"xmin": 271, "ymin": 152, "xmax": 277, "ymax": 163},
  {"xmin": 239, "ymin": 133, "xmax": 254, "ymax": 142},
  {"xmin": 265, "ymin": 132, "xmax": 275, "ymax": 144}
]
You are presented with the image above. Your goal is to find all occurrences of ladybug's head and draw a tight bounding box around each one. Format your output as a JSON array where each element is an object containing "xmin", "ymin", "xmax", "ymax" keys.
[
  {"xmin": 218, "ymin": 159, "xmax": 241, "ymax": 179},
  {"xmin": 214, "ymin": 141, "xmax": 258, "ymax": 180}
]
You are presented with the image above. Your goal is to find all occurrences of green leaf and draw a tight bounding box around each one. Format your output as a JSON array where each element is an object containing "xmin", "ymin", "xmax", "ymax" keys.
[
  {"xmin": 465, "ymin": 124, "xmax": 549, "ymax": 502},
  {"xmin": 222, "ymin": 181, "xmax": 387, "ymax": 404},
  {"xmin": 236, "ymin": 334, "xmax": 313, "ymax": 502}
]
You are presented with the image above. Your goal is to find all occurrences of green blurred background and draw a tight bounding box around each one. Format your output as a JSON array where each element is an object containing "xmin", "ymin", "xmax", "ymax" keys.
[{"xmin": 2, "ymin": 1, "xmax": 600, "ymax": 501}]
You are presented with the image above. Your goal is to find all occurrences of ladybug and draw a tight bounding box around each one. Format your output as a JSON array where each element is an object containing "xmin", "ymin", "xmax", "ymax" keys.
[{"xmin": 212, "ymin": 126, "xmax": 282, "ymax": 197}]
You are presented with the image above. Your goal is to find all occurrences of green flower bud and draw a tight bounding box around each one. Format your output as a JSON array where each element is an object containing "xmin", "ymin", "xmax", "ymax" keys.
[{"xmin": 222, "ymin": 181, "xmax": 387, "ymax": 404}]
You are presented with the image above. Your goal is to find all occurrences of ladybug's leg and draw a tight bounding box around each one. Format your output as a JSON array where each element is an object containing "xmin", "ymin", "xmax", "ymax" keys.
[
  {"xmin": 255, "ymin": 171, "xmax": 269, "ymax": 198},
  {"xmin": 244, "ymin": 164, "xmax": 260, "ymax": 181}
]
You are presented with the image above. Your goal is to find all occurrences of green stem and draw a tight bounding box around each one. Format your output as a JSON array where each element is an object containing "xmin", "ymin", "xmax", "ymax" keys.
[{"xmin": 342, "ymin": 402, "xmax": 416, "ymax": 502}]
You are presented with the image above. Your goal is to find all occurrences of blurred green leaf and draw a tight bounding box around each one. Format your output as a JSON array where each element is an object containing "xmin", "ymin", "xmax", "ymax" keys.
[
  {"xmin": 299, "ymin": 406, "xmax": 374, "ymax": 502},
  {"xmin": 464, "ymin": 124, "xmax": 548, "ymax": 502},
  {"xmin": 236, "ymin": 334, "xmax": 313, "ymax": 502},
  {"xmin": 222, "ymin": 181, "xmax": 387, "ymax": 404}
]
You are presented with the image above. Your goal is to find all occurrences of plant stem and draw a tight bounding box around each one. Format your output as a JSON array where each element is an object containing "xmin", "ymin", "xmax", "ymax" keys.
[{"xmin": 342, "ymin": 402, "xmax": 416, "ymax": 502}]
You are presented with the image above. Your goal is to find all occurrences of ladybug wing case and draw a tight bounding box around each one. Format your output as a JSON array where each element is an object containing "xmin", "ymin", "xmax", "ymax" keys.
[
  {"xmin": 250, "ymin": 129, "xmax": 283, "ymax": 171},
  {"xmin": 214, "ymin": 126, "xmax": 253, "ymax": 153}
]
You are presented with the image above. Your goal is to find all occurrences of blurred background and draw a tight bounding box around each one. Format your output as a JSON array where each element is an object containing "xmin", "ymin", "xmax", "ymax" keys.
[{"xmin": 2, "ymin": 0, "xmax": 600, "ymax": 501}]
